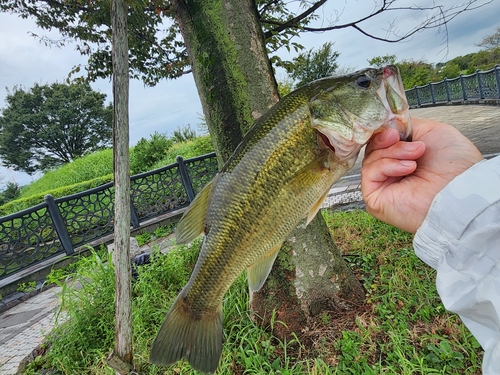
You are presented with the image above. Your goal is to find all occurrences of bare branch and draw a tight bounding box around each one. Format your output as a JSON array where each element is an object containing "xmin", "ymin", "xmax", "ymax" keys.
[
  {"xmin": 261, "ymin": 0, "xmax": 494, "ymax": 44},
  {"xmin": 263, "ymin": 0, "xmax": 327, "ymax": 39}
]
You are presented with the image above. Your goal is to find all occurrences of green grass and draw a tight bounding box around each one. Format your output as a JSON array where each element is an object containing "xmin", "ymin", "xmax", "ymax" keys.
[
  {"xmin": 14, "ymin": 135, "xmax": 214, "ymax": 202},
  {"xmin": 24, "ymin": 210, "xmax": 483, "ymax": 374},
  {"xmin": 19, "ymin": 149, "xmax": 115, "ymax": 199}
]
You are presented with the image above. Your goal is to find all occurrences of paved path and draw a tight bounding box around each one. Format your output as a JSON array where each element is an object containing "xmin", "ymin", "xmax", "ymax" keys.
[
  {"xmin": 0, "ymin": 287, "xmax": 64, "ymax": 374},
  {"xmin": 0, "ymin": 104, "xmax": 499, "ymax": 375},
  {"xmin": 411, "ymin": 104, "xmax": 500, "ymax": 156}
]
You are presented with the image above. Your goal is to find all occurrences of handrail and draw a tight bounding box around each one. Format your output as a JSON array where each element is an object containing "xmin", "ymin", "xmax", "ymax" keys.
[
  {"xmin": 405, "ymin": 65, "xmax": 500, "ymax": 107},
  {"xmin": 0, "ymin": 152, "xmax": 218, "ymax": 281}
]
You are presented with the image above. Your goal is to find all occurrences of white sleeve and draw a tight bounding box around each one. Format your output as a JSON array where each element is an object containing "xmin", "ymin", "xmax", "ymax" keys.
[{"xmin": 413, "ymin": 155, "xmax": 500, "ymax": 375}]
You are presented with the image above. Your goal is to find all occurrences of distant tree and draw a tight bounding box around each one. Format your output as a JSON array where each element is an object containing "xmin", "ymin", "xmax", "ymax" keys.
[
  {"xmin": 171, "ymin": 124, "xmax": 197, "ymax": 143},
  {"xmin": 469, "ymin": 48, "xmax": 500, "ymax": 72},
  {"xmin": 368, "ymin": 54, "xmax": 397, "ymax": 68},
  {"xmin": 0, "ymin": 82, "xmax": 113, "ymax": 174},
  {"xmin": 396, "ymin": 59, "xmax": 435, "ymax": 88},
  {"xmin": 476, "ymin": 26, "xmax": 500, "ymax": 50},
  {"xmin": 277, "ymin": 78, "xmax": 294, "ymax": 97},
  {"xmin": 0, "ymin": 181, "xmax": 21, "ymax": 205},
  {"xmin": 288, "ymin": 42, "xmax": 340, "ymax": 88},
  {"xmin": 437, "ymin": 63, "xmax": 462, "ymax": 79}
]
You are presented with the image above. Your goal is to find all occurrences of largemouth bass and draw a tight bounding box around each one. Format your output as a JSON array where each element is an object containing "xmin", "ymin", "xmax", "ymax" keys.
[{"xmin": 150, "ymin": 66, "xmax": 411, "ymax": 373}]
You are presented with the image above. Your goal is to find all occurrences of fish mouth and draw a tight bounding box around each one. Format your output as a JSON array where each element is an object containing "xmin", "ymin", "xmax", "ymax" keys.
[
  {"xmin": 313, "ymin": 65, "xmax": 412, "ymax": 163},
  {"xmin": 378, "ymin": 66, "xmax": 412, "ymax": 141},
  {"xmin": 316, "ymin": 128, "xmax": 363, "ymax": 166}
]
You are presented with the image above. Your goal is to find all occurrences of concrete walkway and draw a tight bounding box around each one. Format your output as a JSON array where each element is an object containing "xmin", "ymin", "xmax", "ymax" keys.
[
  {"xmin": 0, "ymin": 286, "xmax": 64, "ymax": 374},
  {"xmin": 0, "ymin": 104, "xmax": 499, "ymax": 374}
]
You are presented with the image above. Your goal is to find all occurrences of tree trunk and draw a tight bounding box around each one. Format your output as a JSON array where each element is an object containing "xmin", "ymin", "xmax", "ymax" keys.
[
  {"xmin": 108, "ymin": 0, "xmax": 133, "ymax": 373},
  {"xmin": 171, "ymin": 0, "xmax": 279, "ymax": 165},
  {"xmin": 171, "ymin": 0, "xmax": 364, "ymax": 339}
]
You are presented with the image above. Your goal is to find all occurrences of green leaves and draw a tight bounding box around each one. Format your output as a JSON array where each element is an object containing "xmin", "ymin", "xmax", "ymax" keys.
[
  {"xmin": 0, "ymin": 82, "xmax": 113, "ymax": 174},
  {"xmin": 287, "ymin": 42, "xmax": 340, "ymax": 89}
]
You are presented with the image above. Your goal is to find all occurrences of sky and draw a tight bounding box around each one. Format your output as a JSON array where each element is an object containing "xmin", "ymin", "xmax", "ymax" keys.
[{"xmin": 0, "ymin": 0, "xmax": 499, "ymax": 188}]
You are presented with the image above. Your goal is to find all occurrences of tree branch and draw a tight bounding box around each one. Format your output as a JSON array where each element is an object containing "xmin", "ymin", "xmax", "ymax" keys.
[
  {"xmin": 261, "ymin": 0, "xmax": 493, "ymax": 44},
  {"xmin": 263, "ymin": 0, "xmax": 327, "ymax": 39}
]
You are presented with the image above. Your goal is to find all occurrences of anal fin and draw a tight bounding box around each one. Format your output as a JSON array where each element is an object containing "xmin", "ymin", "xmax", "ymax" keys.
[{"xmin": 247, "ymin": 243, "xmax": 282, "ymax": 293}]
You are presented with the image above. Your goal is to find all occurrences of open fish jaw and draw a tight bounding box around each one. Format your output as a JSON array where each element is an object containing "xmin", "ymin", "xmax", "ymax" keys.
[{"xmin": 310, "ymin": 65, "xmax": 411, "ymax": 162}]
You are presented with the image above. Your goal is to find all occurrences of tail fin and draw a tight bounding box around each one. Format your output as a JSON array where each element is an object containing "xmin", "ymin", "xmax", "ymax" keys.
[{"xmin": 150, "ymin": 295, "xmax": 223, "ymax": 374}]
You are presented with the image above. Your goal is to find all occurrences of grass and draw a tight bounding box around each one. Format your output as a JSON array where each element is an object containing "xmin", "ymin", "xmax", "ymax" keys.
[
  {"xmin": 23, "ymin": 209, "xmax": 483, "ymax": 374},
  {"xmin": 16, "ymin": 136, "xmax": 214, "ymax": 201},
  {"xmin": 19, "ymin": 149, "xmax": 115, "ymax": 199}
]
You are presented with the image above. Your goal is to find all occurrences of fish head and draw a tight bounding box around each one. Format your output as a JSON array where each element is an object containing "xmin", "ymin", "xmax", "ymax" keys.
[{"xmin": 307, "ymin": 65, "xmax": 411, "ymax": 165}]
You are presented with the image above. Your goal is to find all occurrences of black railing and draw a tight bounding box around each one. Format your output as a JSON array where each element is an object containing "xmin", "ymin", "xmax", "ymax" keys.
[
  {"xmin": 405, "ymin": 65, "xmax": 500, "ymax": 107},
  {"xmin": 0, "ymin": 153, "xmax": 218, "ymax": 281}
]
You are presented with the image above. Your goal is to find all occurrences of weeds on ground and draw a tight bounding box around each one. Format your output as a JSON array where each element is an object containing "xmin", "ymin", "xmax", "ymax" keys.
[
  {"xmin": 25, "ymin": 210, "xmax": 483, "ymax": 374},
  {"xmin": 135, "ymin": 223, "xmax": 175, "ymax": 247}
]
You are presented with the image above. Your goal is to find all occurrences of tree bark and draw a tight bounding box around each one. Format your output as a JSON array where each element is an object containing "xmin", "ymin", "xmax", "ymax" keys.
[
  {"xmin": 171, "ymin": 0, "xmax": 364, "ymax": 338},
  {"xmin": 171, "ymin": 0, "xmax": 279, "ymax": 165},
  {"xmin": 109, "ymin": 0, "xmax": 133, "ymax": 373}
]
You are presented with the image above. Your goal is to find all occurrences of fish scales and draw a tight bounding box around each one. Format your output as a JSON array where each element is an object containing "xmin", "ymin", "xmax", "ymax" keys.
[
  {"xmin": 150, "ymin": 66, "xmax": 412, "ymax": 374},
  {"xmin": 187, "ymin": 106, "xmax": 322, "ymax": 310}
]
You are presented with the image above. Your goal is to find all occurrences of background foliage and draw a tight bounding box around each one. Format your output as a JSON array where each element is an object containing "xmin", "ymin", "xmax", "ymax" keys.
[{"xmin": 0, "ymin": 82, "xmax": 113, "ymax": 174}]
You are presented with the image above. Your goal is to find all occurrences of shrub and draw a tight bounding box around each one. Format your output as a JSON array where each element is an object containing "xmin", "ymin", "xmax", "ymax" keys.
[
  {"xmin": 131, "ymin": 132, "xmax": 174, "ymax": 174},
  {"xmin": 0, "ymin": 181, "xmax": 21, "ymax": 205}
]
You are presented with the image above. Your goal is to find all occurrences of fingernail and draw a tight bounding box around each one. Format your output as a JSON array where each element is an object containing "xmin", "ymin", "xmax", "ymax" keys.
[
  {"xmin": 402, "ymin": 142, "xmax": 420, "ymax": 151},
  {"xmin": 400, "ymin": 160, "xmax": 415, "ymax": 167}
]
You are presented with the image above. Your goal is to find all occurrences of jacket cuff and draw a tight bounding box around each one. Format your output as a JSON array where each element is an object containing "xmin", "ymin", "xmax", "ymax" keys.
[{"xmin": 413, "ymin": 157, "xmax": 499, "ymax": 269}]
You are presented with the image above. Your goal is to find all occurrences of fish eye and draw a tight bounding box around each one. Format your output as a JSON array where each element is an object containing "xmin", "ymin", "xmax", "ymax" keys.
[{"xmin": 356, "ymin": 75, "xmax": 371, "ymax": 89}]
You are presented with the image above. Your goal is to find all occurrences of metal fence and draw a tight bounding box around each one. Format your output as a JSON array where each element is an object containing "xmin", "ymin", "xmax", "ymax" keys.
[
  {"xmin": 0, "ymin": 153, "xmax": 218, "ymax": 281},
  {"xmin": 405, "ymin": 65, "xmax": 500, "ymax": 107}
]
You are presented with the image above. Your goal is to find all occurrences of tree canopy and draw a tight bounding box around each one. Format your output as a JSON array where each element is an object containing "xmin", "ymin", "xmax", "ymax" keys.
[
  {"xmin": 0, "ymin": 82, "xmax": 113, "ymax": 174},
  {"xmin": 367, "ymin": 54, "xmax": 397, "ymax": 68},
  {"xmin": 0, "ymin": 0, "xmax": 486, "ymax": 86},
  {"xmin": 288, "ymin": 42, "xmax": 340, "ymax": 88}
]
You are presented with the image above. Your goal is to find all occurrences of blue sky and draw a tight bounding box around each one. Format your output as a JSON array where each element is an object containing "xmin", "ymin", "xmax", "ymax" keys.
[{"xmin": 0, "ymin": 0, "xmax": 499, "ymax": 187}]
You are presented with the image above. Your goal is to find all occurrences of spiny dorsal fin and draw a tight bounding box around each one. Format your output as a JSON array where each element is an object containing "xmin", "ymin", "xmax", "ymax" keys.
[
  {"xmin": 247, "ymin": 242, "xmax": 282, "ymax": 293},
  {"xmin": 176, "ymin": 175, "xmax": 219, "ymax": 244}
]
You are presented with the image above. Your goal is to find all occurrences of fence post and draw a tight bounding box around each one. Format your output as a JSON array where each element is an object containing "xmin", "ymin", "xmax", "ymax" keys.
[
  {"xmin": 44, "ymin": 194, "xmax": 74, "ymax": 255},
  {"xmin": 130, "ymin": 200, "xmax": 140, "ymax": 228},
  {"xmin": 444, "ymin": 78, "xmax": 451, "ymax": 101},
  {"xmin": 414, "ymin": 86, "xmax": 421, "ymax": 107},
  {"xmin": 176, "ymin": 155, "xmax": 196, "ymax": 202},
  {"xmin": 495, "ymin": 65, "xmax": 500, "ymax": 98},
  {"xmin": 477, "ymin": 69, "xmax": 484, "ymax": 99},
  {"xmin": 460, "ymin": 74, "xmax": 467, "ymax": 100},
  {"xmin": 429, "ymin": 83, "xmax": 435, "ymax": 104}
]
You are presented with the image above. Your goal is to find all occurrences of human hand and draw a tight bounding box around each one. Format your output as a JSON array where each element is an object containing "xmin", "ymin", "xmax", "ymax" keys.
[{"xmin": 361, "ymin": 117, "xmax": 484, "ymax": 233}]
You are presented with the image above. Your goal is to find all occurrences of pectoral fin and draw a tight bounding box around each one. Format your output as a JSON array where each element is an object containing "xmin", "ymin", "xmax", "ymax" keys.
[
  {"xmin": 247, "ymin": 243, "xmax": 282, "ymax": 293},
  {"xmin": 306, "ymin": 189, "xmax": 329, "ymax": 226},
  {"xmin": 288, "ymin": 154, "xmax": 329, "ymax": 195},
  {"xmin": 176, "ymin": 175, "xmax": 219, "ymax": 244}
]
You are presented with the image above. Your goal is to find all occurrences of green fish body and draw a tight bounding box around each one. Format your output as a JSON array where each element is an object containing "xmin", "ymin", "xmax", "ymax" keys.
[{"xmin": 150, "ymin": 66, "xmax": 411, "ymax": 373}]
